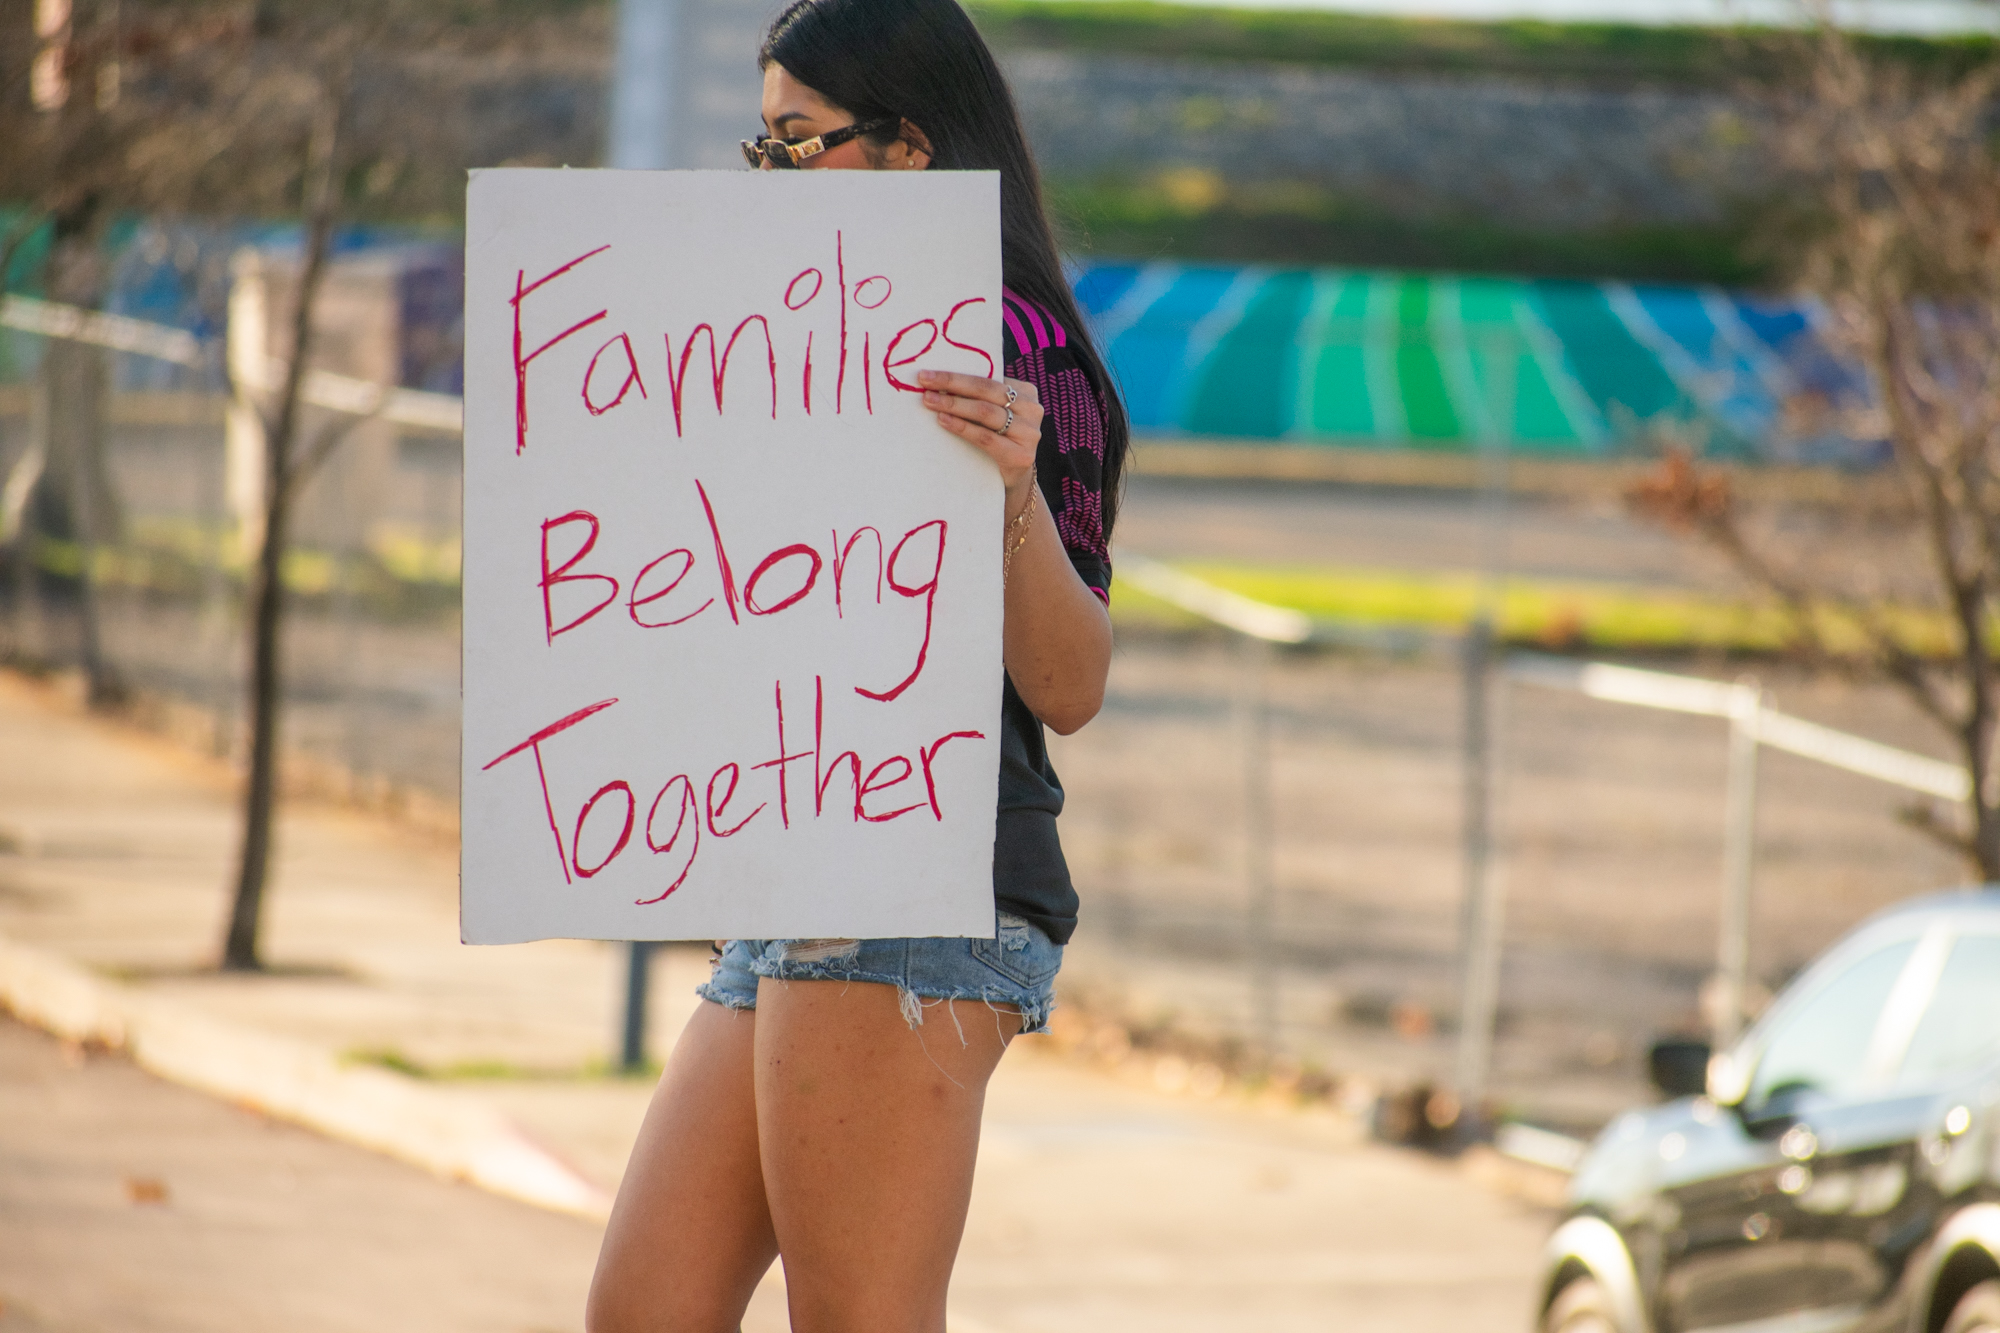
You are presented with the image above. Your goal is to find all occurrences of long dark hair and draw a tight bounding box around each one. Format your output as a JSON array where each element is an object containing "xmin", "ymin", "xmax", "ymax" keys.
[{"xmin": 759, "ymin": 0, "xmax": 1130, "ymax": 540}]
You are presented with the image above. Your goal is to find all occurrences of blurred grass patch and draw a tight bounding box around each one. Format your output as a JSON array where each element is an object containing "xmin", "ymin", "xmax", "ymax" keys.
[
  {"xmin": 22, "ymin": 523, "xmax": 1959, "ymax": 660},
  {"xmin": 1051, "ymin": 174, "xmax": 1766, "ymax": 284},
  {"xmin": 21, "ymin": 520, "xmax": 461, "ymax": 621},
  {"xmin": 343, "ymin": 1047, "xmax": 659, "ymax": 1081},
  {"xmin": 970, "ymin": 0, "xmax": 1999, "ymax": 87},
  {"xmin": 1112, "ymin": 560, "xmax": 1960, "ymax": 657},
  {"xmin": 345, "ymin": 1047, "xmax": 435, "ymax": 1078}
]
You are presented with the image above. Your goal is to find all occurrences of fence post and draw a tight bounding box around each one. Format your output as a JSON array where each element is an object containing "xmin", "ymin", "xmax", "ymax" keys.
[
  {"xmin": 1454, "ymin": 620, "xmax": 1506, "ymax": 1113},
  {"xmin": 609, "ymin": 0, "xmax": 680, "ymax": 174},
  {"xmin": 1453, "ymin": 327, "xmax": 1516, "ymax": 1121},
  {"xmin": 1239, "ymin": 633, "xmax": 1277, "ymax": 1052},
  {"xmin": 224, "ymin": 249, "xmax": 269, "ymax": 563},
  {"xmin": 621, "ymin": 940, "xmax": 654, "ymax": 1072},
  {"xmin": 1712, "ymin": 680, "xmax": 1762, "ymax": 1051},
  {"xmin": 1102, "ymin": 733, "xmax": 1138, "ymax": 941},
  {"xmin": 2, "ymin": 387, "xmax": 48, "ymax": 664}
]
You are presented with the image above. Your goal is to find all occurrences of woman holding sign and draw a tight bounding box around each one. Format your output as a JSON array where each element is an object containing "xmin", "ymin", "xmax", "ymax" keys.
[{"xmin": 586, "ymin": 1, "xmax": 1128, "ymax": 1330}]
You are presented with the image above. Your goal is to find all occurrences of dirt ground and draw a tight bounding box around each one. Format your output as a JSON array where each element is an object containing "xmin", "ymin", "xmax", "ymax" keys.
[{"xmin": 1049, "ymin": 635, "xmax": 1965, "ymax": 1126}]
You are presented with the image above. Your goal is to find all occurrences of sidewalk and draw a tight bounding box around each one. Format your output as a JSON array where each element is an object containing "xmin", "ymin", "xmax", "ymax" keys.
[
  {"xmin": 0, "ymin": 1012, "xmax": 615, "ymax": 1333},
  {"xmin": 0, "ymin": 668, "xmax": 1555, "ymax": 1333}
]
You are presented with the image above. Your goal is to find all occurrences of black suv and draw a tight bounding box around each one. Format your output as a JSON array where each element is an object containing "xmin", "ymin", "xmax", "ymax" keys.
[{"xmin": 1539, "ymin": 887, "xmax": 2000, "ymax": 1333}]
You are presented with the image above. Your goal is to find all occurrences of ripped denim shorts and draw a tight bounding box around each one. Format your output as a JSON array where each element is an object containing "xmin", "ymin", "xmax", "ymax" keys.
[{"xmin": 696, "ymin": 914, "xmax": 1063, "ymax": 1035}]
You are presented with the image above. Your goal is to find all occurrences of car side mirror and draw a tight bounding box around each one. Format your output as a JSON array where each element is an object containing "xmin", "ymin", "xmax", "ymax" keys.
[{"xmin": 1649, "ymin": 1038, "xmax": 1713, "ymax": 1099}]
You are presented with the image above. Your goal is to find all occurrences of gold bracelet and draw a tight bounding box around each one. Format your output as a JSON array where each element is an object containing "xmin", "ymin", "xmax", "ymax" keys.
[{"xmin": 1003, "ymin": 472, "xmax": 1038, "ymax": 585}]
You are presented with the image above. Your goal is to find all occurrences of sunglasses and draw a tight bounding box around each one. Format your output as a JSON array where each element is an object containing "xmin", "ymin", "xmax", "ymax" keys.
[{"xmin": 741, "ymin": 117, "xmax": 897, "ymax": 169}]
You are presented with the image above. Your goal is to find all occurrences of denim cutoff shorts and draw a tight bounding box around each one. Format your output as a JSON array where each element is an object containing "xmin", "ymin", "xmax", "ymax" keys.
[{"xmin": 697, "ymin": 913, "xmax": 1063, "ymax": 1036}]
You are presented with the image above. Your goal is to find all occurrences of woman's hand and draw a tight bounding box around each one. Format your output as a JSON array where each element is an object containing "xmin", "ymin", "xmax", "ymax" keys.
[
  {"xmin": 918, "ymin": 369, "xmax": 1042, "ymax": 517},
  {"xmin": 915, "ymin": 368, "xmax": 1109, "ymax": 735}
]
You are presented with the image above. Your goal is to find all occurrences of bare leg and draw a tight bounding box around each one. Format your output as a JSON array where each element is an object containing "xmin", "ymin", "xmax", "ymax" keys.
[
  {"xmin": 587, "ymin": 1000, "xmax": 778, "ymax": 1333},
  {"xmin": 755, "ymin": 979, "xmax": 1018, "ymax": 1333}
]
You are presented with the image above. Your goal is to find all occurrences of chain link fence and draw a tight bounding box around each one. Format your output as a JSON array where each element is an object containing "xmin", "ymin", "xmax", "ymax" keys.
[{"xmin": 1, "ymin": 254, "xmax": 1971, "ymax": 1133}]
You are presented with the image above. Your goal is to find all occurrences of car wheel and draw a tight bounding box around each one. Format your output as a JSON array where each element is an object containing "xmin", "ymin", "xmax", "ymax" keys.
[
  {"xmin": 1544, "ymin": 1276, "xmax": 1620, "ymax": 1333},
  {"xmin": 1945, "ymin": 1279, "xmax": 2000, "ymax": 1333}
]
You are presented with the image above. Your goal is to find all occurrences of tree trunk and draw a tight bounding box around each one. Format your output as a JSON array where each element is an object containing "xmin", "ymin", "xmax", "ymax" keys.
[
  {"xmin": 221, "ymin": 490, "xmax": 289, "ymax": 969},
  {"xmin": 219, "ymin": 78, "xmax": 348, "ymax": 972},
  {"xmin": 39, "ymin": 196, "xmax": 122, "ymax": 706}
]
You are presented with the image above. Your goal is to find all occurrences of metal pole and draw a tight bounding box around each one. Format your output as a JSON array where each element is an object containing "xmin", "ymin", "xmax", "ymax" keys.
[
  {"xmin": 1240, "ymin": 633, "xmax": 1277, "ymax": 1052},
  {"xmin": 1457, "ymin": 618, "xmax": 1492, "ymax": 993},
  {"xmin": 1713, "ymin": 680, "xmax": 1762, "ymax": 1052},
  {"xmin": 5, "ymin": 386, "xmax": 49, "ymax": 665},
  {"xmin": 1453, "ymin": 328, "xmax": 1516, "ymax": 1117},
  {"xmin": 1103, "ymin": 733, "xmax": 1138, "ymax": 941},
  {"xmin": 195, "ymin": 341, "xmax": 233, "ymax": 757},
  {"xmin": 609, "ymin": 0, "xmax": 679, "ymax": 172},
  {"xmin": 620, "ymin": 940, "xmax": 654, "ymax": 1072},
  {"xmin": 333, "ymin": 466, "xmax": 369, "ymax": 789},
  {"xmin": 1453, "ymin": 620, "xmax": 1506, "ymax": 1108},
  {"xmin": 607, "ymin": 0, "xmax": 678, "ymax": 1072}
]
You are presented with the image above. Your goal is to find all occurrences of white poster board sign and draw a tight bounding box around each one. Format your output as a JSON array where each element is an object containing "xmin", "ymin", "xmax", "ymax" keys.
[{"xmin": 461, "ymin": 169, "xmax": 1004, "ymax": 945}]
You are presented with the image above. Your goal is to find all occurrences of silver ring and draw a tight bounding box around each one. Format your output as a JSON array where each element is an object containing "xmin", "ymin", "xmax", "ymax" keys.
[
  {"xmin": 1005, "ymin": 385, "xmax": 1018, "ymax": 407},
  {"xmin": 1002, "ymin": 407, "xmax": 1014, "ymax": 433}
]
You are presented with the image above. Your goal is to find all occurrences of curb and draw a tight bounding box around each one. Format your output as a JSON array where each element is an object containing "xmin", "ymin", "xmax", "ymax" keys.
[{"xmin": 0, "ymin": 932, "xmax": 612, "ymax": 1222}]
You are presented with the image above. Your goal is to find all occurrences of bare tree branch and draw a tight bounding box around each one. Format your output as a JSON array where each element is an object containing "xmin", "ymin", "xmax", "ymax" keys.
[{"xmin": 1633, "ymin": 18, "xmax": 2000, "ymax": 877}]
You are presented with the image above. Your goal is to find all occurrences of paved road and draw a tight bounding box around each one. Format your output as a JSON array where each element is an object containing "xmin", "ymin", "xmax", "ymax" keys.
[
  {"xmin": 0, "ymin": 1015, "xmax": 608, "ymax": 1333},
  {"xmin": 962, "ymin": 1054, "xmax": 1554, "ymax": 1333}
]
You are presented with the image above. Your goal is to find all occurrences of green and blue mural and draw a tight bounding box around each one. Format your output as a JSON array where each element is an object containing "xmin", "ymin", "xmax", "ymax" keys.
[{"xmin": 1072, "ymin": 261, "xmax": 1873, "ymax": 465}]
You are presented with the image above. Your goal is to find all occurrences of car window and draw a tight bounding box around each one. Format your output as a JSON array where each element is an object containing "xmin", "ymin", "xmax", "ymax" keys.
[
  {"xmin": 1897, "ymin": 931, "xmax": 2000, "ymax": 1086},
  {"xmin": 1749, "ymin": 940, "xmax": 1916, "ymax": 1108}
]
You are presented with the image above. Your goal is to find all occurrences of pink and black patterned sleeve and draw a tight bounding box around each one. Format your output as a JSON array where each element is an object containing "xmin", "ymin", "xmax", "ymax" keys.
[{"xmin": 1001, "ymin": 288, "xmax": 1111, "ymax": 604}]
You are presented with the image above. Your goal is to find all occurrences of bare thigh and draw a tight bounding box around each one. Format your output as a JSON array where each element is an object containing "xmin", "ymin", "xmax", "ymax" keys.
[
  {"xmin": 586, "ymin": 1000, "xmax": 777, "ymax": 1333},
  {"xmin": 755, "ymin": 978, "xmax": 1018, "ymax": 1333}
]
